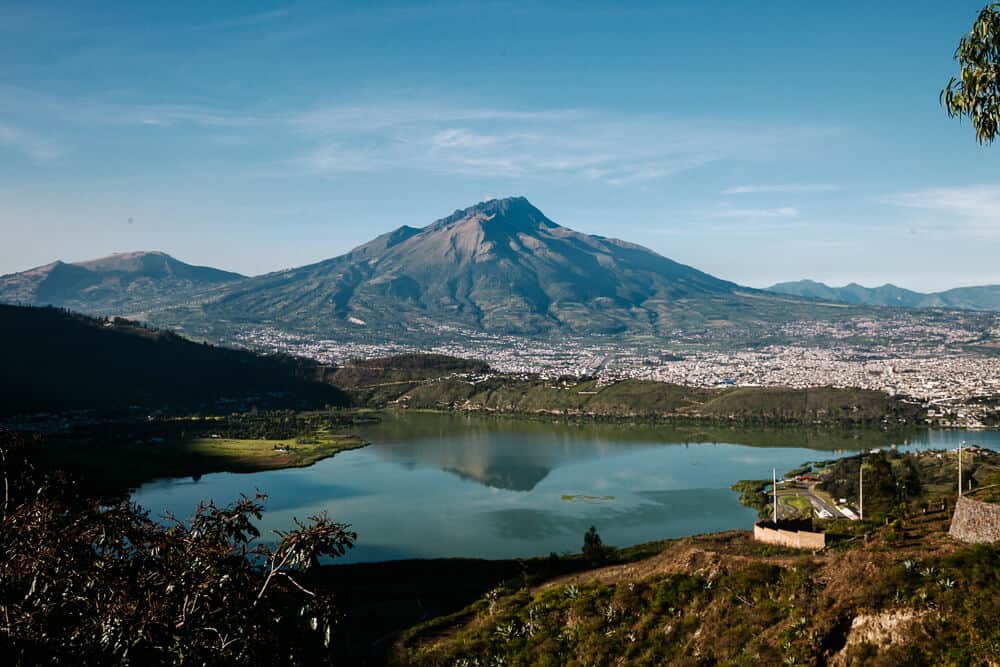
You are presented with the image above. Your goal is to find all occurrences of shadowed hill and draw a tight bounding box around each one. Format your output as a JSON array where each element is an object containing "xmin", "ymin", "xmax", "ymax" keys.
[{"xmin": 0, "ymin": 305, "xmax": 346, "ymax": 415}]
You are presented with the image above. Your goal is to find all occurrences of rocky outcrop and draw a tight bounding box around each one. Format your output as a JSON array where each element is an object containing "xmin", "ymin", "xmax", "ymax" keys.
[
  {"xmin": 830, "ymin": 611, "xmax": 927, "ymax": 666},
  {"xmin": 949, "ymin": 495, "xmax": 1000, "ymax": 543}
]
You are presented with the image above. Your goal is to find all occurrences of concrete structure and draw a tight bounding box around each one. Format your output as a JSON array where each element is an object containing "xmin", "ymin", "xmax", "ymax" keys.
[
  {"xmin": 949, "ymin": 495, "xmax": 1000, "ymax": 544},
  {"xmin": 753, "ymin": 521, "xmax": 826, "ymax": 550}
]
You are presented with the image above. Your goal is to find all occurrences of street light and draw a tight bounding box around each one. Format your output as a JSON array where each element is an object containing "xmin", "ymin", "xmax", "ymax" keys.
[
  {"xmin": 773, "ymin": 467, "xmax": 778, "ymax": 524},
  {"xmin": 859, "ymin": 462, "xmax": 864, "ymax": 521},
  {"xmin": 958, "ymin": 440, "xmax": 965, "ymax": 498}
]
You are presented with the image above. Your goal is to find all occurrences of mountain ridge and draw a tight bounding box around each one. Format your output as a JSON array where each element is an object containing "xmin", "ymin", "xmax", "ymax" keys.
[
  {"xmin": 768, "ymin": 278, "xmax": 1000, "ymax": 311},
  {"xmin": 0, "ymin": 251, "xmax": 245, "ymax": 315},
  {"xmin": 0, "ymin": 198, "xmax": 900, "ymax": 339}
]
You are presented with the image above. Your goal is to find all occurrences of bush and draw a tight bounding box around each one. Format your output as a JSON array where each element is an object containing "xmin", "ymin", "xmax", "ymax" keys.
[
  {"xmin": 582, "ymin": 526, "xmax": 611, "ymax": 564},
  {"xmin": 0, "ymin": 430, "xmax": 355, "ymax": 665}
]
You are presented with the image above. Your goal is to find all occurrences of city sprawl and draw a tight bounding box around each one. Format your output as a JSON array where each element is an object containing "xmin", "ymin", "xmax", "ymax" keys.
[{"xmin": 231, "ymin": 312, "xmax": 1000, "ymax": 428}]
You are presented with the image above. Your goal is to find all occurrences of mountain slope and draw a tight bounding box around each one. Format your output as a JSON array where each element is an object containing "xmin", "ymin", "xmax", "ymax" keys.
[
  {"xmin": 202, "ymin": 197, "xmax": 814, "ymax": 336},
  {"xmin": 0, "ymin": 305, "xmax": 344, "ymax": 415},
  {"xmin": 768, "ymin": 279, "xmax": 1000, "ymax": 311},
  {"xmin": 0, "ymin": 251, "xmax": 245, "ymax": 315}
]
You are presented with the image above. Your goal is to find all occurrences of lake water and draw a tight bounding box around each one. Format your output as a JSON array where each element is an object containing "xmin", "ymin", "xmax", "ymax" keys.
[{"xmin": 131, "ymin": 412, "xmax": 996, "ymax": 563}]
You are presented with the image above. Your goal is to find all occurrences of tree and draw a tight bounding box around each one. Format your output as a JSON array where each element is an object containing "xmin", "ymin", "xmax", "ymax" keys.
[
  {"xmin": 0, "ymin": 429, "xmax": 355, "ymax": 664},
  {"xmin": 942, "ymin": 3, "xmax": 1000, "ymax": 143},
  {"xmin": 582, "ymin": 525, "xmax": 609, "ymax": 564}
]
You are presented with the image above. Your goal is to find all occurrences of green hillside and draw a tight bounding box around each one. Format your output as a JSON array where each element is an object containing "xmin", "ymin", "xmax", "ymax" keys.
[{"xmin": 363, "ymin": 371, "xmax": 923, "ymax": 426}]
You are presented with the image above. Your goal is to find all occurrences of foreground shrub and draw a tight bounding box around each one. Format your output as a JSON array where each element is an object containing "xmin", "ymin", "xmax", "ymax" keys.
[{"xmin": 0, "ymin": 429, "xmax": 355, "ymax": 665}]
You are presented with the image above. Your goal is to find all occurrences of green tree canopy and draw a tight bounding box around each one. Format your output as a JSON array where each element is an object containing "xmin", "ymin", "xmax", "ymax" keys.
[
  {"xmin": 582, "ymin": 525, "xmax": 609, "ymax": 564},
  {"xmin": 943, "ymin": 3, "xmax": 1000, "ymax": 143}
]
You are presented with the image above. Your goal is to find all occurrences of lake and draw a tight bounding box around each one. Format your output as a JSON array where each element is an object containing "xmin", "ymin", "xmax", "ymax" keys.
[{"xmin": 131, "ymin": 412, "xmax": 994, "ymax": 563}]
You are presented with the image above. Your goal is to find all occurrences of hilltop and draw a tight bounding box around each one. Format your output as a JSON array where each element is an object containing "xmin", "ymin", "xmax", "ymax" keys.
[
  {"xmin": 389, "ymin": 519, "xmax": 999, "ymax": 666},
  {"xmin": 0, "ymin": 251, "xmax": 244, "ymax": 315}
]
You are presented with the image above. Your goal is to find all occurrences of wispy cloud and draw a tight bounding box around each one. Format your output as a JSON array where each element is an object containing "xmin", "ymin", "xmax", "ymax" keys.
[
  {"xmin": 191, "ymin": 8, "xmax": 291, "ymax": 32},
  {"xmin": 713, "ymin": 206, "xmax": 800, "ymax": 218},
  {"xmin": 883, "ymin": 185, "xmax": 1000, "ymax": 219},
  {"xmin": 0, "ymin": 123, "xmax": 60, "ymax": 161},
  {"xmin": 722, "ymin": 184, "xmax": 840, "ymax": 195},
  {"xmin": 0, "ymin": 84, "xmax": 267, "ymax": 130},
  {"xmin": 0, "ymin": 84, "xmax": 840, "ymax": 186},
  {"xmin": 291, "ymin": 102, "xmax": 836, "ymax": 185}
]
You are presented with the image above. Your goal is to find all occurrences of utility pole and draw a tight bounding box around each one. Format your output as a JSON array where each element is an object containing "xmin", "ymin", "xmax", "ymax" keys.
[
  {"xmin": 773, "ymin": 467, "xmax": 778, "ymax": 524},
  {"xmin": 859, "ymin": 463, "xmax": 864, "ymax": 521},
  {"xmin": 958, "ymin": 441, "xmax": 965, "ymax": 498}
]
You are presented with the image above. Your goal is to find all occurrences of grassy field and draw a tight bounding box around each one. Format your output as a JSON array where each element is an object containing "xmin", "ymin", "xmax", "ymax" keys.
[
  {"xmin": 35, "ymin": 424, "xmax": 367, "ymax": 498},
  {"xmin": 779, "ymin": 492, "xmax": 813, "ymax": 516},
  {"xmin": 184, "ymin": 434, "xmax": 365, "ymax": 471}
]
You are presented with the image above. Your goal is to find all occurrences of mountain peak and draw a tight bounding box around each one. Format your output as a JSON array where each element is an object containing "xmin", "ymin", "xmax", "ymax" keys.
[
  {"xmin": 430, "ymin": 196, "xmax": 553, "ymax": 236},
  {"xmin": 205, "ymin": 198, "xmax": 743, "ymax": 336}
]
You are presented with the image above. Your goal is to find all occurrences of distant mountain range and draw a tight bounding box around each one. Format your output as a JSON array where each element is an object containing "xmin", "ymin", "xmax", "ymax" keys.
[
  {"xmin": 0, "ymin": 251, "xmax": 243, "ymax": 316},
  {"xmin": 3, "ymin": 197, "xmax": 995, "ymax": 341},
  {"xmin": 767, "ymin": 279, "xmax": 1000, "ymax": 311}
]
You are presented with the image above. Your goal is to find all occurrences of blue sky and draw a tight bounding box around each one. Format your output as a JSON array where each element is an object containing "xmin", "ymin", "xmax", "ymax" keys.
[{"xmin": 1, "ymin": 0, "xmax": 999, "ymax": 291}]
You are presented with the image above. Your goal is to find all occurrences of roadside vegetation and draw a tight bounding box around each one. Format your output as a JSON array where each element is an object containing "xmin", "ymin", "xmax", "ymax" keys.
[
  {"xmin": 815, "ymin": 448, "xmax": 1000, "ymax": 522},
  {"xmin": 730, "ymin": 479, "xmax": 772, "ymax": 517},
  {"xmin": 733, "ymin": 448, "xmax": 1000, "ymax": 553}
]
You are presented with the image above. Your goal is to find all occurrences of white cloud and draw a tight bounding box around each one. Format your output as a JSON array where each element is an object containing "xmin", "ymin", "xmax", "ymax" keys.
[
  {"xmin": 290, "ymin": 102, "xmax": 836, "ymax": 185},
  {"xmin": 191, "ymin": 8, "xmax": 291, "ymax": 31},
  {"xmin": 713, "ymin": 206, "xmax": 799, "ymax": 218},
  {"xmin": 722, "ymin": 184, "xmax": 840, "ymax": 195},
  {"xmin": 0, "ymin": 84, "xmax": 840, "ymax": 186},
  {"xmin": 883, "ymin": 185, "xmax": 1000, "ymax": 219},
  {"xmin": 0, "ymin": 123, "xmax": 60, "ymax": 161},
  {"xmin": 0, "ymin": 84, "xmax": 267, "ymax": 130}
]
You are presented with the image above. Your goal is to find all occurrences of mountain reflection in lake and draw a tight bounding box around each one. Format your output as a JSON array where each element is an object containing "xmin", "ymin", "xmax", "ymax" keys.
[{"xmin": 131, "ymin": 412, "xmax": 980, "ymax": 563}]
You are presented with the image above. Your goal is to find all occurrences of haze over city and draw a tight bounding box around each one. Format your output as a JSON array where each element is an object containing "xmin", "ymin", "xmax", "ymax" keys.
[{"xmin": 3, "ymin": 1, "xmax": 1000, "ymax": 290}]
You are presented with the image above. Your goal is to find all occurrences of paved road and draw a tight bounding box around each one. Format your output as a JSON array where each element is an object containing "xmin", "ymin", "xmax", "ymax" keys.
[{"xmin": 775, "ymin": 483, "xmax": 848, "ymax": 520}]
